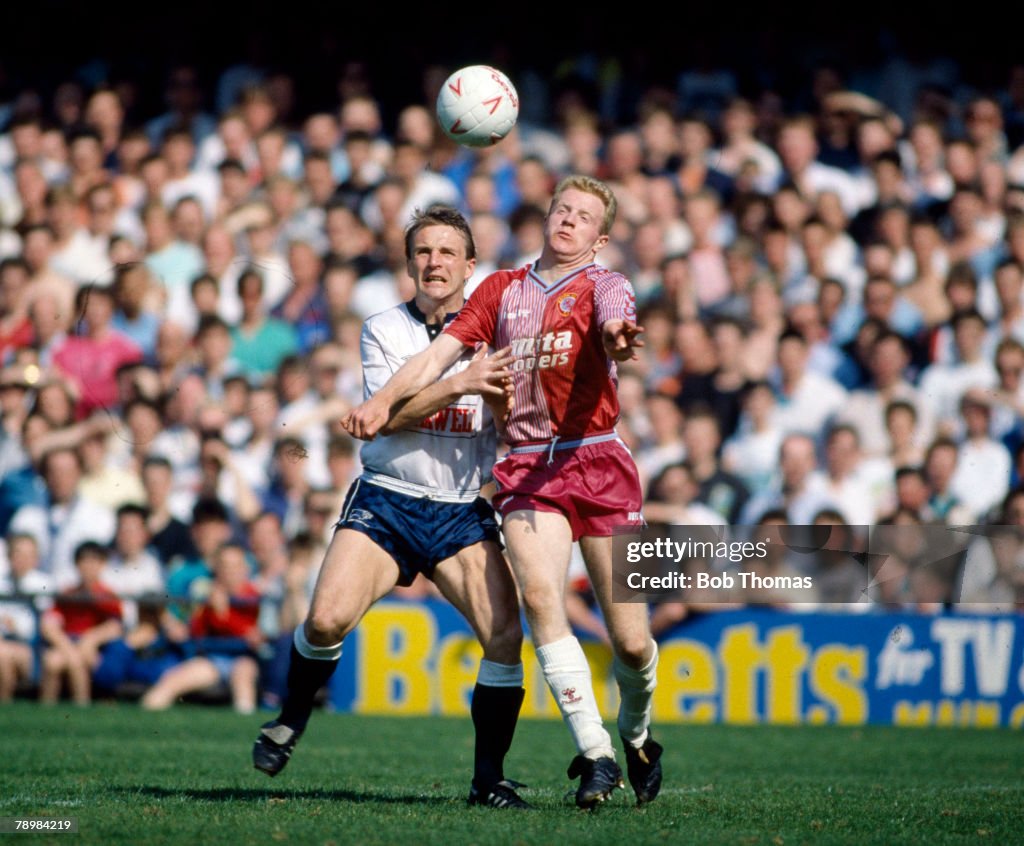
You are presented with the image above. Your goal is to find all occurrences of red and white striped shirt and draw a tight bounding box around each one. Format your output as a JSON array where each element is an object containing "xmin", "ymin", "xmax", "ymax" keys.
[{"xmin": 445, "ymin": 262, "xmax": 637, "ymax": 444}]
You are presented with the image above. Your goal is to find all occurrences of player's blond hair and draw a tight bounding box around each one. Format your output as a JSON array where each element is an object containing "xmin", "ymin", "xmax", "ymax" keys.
[{"xmin": 551, "ymin": 175, "xmax": 618, "ymax": 235}]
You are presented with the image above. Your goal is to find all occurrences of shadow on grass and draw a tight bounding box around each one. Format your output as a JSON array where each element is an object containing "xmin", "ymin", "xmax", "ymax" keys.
[{"xmin": 114, "ymin": 786, "xmax": 443, "ymax": 806}]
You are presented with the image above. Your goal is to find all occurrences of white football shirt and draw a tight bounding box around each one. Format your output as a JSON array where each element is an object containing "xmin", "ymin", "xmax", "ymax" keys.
[{"xmin": 358, "ymin": 301, "xmax": 495, "ymax": 502}]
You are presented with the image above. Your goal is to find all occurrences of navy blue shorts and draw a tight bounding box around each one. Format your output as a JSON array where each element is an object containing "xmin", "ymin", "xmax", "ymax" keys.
[{"xmin": 335, "ymin": 480, "xmax": 501, "ymax": 586}]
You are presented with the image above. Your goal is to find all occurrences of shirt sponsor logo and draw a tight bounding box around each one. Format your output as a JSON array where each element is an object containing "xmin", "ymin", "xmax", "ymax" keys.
[
  {"xmin": 418, "ymin": 406, "xmax": 477, "ymax": 433},
  {"xmin": 509, "ymin": 331, "xmax": 573, "ymax": 372}
]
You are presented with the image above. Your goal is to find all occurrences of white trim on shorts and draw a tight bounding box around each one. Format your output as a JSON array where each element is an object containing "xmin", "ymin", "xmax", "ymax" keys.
[{"xmin": 361, "ymin": 472, "xmax": 479, "ymax": 504}]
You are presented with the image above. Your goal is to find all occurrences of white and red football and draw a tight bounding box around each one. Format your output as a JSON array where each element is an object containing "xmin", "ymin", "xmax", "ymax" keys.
[{"xmin": 436, "ymin": 65, "xmax": 519, "ymax": 148}]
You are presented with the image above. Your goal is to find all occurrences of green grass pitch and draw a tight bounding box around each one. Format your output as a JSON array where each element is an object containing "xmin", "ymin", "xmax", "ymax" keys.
[{"xmin": 2, "ymin": 703, "xmax": 1022, "ymax": 845}]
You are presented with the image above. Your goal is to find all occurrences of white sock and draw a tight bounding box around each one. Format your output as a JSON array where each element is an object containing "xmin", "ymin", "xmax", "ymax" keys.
[
  {"xmin": 614, "ymin": 642, "xmax": 658, "ymax": 747},
  {"xmin": 294, "ymin": 624, "xmax": 343, "ymax": 661},
  {"xmin": 477, "ymin": 659, "xmax": 524, "ymax": 688},
  {"xmin": 535, "ymin": 635, "xmax": 614, "ymax": 760}
]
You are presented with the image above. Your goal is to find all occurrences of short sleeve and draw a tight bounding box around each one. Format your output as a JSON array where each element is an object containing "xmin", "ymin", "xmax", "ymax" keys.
[
  {"xmin": 444, "ymin": 272, "xmax": 505, "ymax": 348},
  {"xmin": 593, "ymin": 270, "xmax": 637, "ymax": 326},
  {"xmin": 360, "ymin": 323, "xmax": 394, "ymax": 401}
]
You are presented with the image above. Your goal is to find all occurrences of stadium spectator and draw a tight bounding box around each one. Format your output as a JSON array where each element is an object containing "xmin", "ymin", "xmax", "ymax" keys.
[
  {"xmin": 0, "ymin": 258, "xmax": 33, "ymax": 358},
  {"xmin": 838, "ymin": 331, "xmax": 933, "ymax": 457},
  {"xmin": 821, "ymin": 424, "xmax": 877, "ymax": 525},
  {"xmin": 722, "ymin": 381, "xmax": 785, "ymax": 493},
  {"xmin": 102, "ymin": 504, "xmax": 164, "ymax": 599},
  {"xmin": 811, "ymin": 511, "xmax": 870, "ymax": 604},
  {"xmin": 230, "ymin": 269, "xmax": 299, "ymax": 377},
  {"xmin": 54, "ymin": 285, "xmax": 143, "ymax": 417},
  {"xmin": 644, "ymin": 462, "xmax": 726, "ymax": 527},
  {"xmin": 741, "ymin": 433, "xmax": 833, "ymax": 525},
  {"xmin": 142, "ymin": 542, "xmax": 260, "ymax": 713},
  {"xmin": 682, "ymin": 408, "xmax": 749, "ymax": 523},
  {"xmin": 46, "ymin": 184, "xmax": 109, "ymax": 286},
  {"xmin": 9, "ymin": 446, "xmax": 116, "ymax": 588},
  {"xmin": 0, "ymin": 533, "xmax": 54, "ymax": 701},
  {"xmin": 771, "ymin": 328, "xmax": 847, "ymax": 439},
  {"xmin": 634, "ymin": 392, "xmax": 685, "ymax": 491},
  {"xmin": 950, "ymin": 393, "xmax": 1012, "ymax": 519},
  {"xmin": 110, "ymin": 263, "xmax": 161, "ymax": 360},
  {"xmin": 885, "ymin": 400, "xmax": 925, "ymax": 470},
  {"xmin": 38, "ymin": 541, "xmax": 123, "ymax": 705},
  {"xmin": 141, "ymin": 456, "xmax": 196, "ymax": 566},
  {"xmin": 271, "ymin": 240, "xmax": 330, "ymax": 353},
  {"xmin": 164, "ymin": 498, "xmax": 232, "ymax": 617},
  {"xmin": 925, "ymin": 438, "xmax": 970, "ymax": 524},
  {"xmin": 736, "ymin": 511, "xmax": 815, "ymax": 606},
  {"xmin": 919, "ymin": 310, "xmax": 998, "ymax": 431},
  {"xmin": 77, "ymin": 428, "xmax": 146, "ymax": 510},
  {"xmin": 196, "ymin": 435, "xmax": 261, "ymax": 525},
  {"xmin": 142, "ymin": 202, "xmax": 205, "ymax": 316}
]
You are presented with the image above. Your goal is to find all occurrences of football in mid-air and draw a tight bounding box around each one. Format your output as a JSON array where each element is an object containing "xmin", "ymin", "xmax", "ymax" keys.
[{"xmin": 436, "ymin": 65, "xmax": 519, "ymax": 148}]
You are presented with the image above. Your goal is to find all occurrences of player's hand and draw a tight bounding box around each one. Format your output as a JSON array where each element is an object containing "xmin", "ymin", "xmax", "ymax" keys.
[
  {"xmin": 483, "ymin": 374, "xmax": 515, "ymax": 425},
  {"xmin": 342, "ymin": 395, "xmax": 391, "ymax": 441},
  {"xmin": 602, "ymin": 319, "xmax": 645, "ymax": 362},
  {"xmin": 455, "ymin": 346, "xmax": 514, "ymax": 398}
]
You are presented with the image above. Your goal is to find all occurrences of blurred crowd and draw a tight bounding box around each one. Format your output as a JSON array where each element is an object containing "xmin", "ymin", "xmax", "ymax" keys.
[{"xmin": 2, "ymin": 49, "xmax": 1024, "ymax": 705}]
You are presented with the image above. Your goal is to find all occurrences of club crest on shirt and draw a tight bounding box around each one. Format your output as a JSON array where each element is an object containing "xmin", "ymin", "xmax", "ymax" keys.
[{"xmin": 557, "ymin": 291, "xmax": 577, "ymax": 315}]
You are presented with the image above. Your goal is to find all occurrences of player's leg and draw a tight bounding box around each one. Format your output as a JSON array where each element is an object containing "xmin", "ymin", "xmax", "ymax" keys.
[
  {"xmin": 503, "ymin": 509, "xmax": 616, "ymax": 762},
  {"xmin": 275, "ymin": 528, "xmax": 400, "ymax": 731},
  {"xmin": 433, "ymin": 540, "xmax": 527, "ymax": 806},
  {"xmin": 254, "ymin": 527, "xmax": 400, "ymax": 776},
  {"xmin": 580, "ymin": 534, "xmax": 662, "ymax": 805},
  {"xmin": 140, "ymin": 657, "xmax": 220, "ymax": 709}
]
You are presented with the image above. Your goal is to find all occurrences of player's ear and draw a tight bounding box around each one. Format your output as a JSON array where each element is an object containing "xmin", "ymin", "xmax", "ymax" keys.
[
  {"xmin": 464, "ymin": 256, "xmax": 477, "ymax": 280},
  {"xmin": 592, "ymin": 234, "xmax": 610, "ymax": 254}
]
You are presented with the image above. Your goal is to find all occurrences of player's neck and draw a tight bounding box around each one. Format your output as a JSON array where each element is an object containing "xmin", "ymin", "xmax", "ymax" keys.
[
  {"xmin": 534, "ymin": 251, "xmax": 596, "ymax": 284},
  {"xmin": 413, "ymin": 292, "xmax": 464, "ymax": 327}
]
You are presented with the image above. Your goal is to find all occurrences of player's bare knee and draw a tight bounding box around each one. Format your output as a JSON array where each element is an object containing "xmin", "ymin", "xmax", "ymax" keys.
[
  {"xmin": 304, "ymin": 610, "xmax": 347, "ymax": 646},
  {"xmin": 613, "ymin": 632, "xmax": 653, "ymax": 669},
  {"xmin": 519, "ymin": 583, "xmax": 562, "ymax": 621},
  {"xmin": 482, "ymin": 619, "xmax": 522, "ymax": 664}
]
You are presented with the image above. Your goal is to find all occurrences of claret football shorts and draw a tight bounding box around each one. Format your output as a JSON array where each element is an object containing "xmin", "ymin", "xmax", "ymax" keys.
[{"xmin": 492, "ymin": 437, "xmax": 644, "ymax": 540}]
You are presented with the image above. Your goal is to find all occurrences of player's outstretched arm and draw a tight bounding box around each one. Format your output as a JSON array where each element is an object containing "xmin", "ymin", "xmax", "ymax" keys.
[
  {"xmin": 342, "ymin": 333, "xmax": 470, "ymax": 440},
  {"xmin": 601, "ymin": 319, "xmax": 646, "ymax": 362},
  {"xmin": 381, "ymin": 346, "xmax": 513, "ymax": 435}
]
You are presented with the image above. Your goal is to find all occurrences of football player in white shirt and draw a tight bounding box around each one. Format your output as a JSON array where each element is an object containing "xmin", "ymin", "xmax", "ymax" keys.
[{"xmin": 253, "ymin": 207, "xmax": 529, "ymax": 809}]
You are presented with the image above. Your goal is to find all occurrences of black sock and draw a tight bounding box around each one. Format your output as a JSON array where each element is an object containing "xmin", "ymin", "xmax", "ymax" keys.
[
  {"xmin": 471, "ymin": 684, "xmax": 525, "ymax": 791},
  {"xmin": 278, "ymin": 643, "xmax": 340, "ymax": 732}
]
